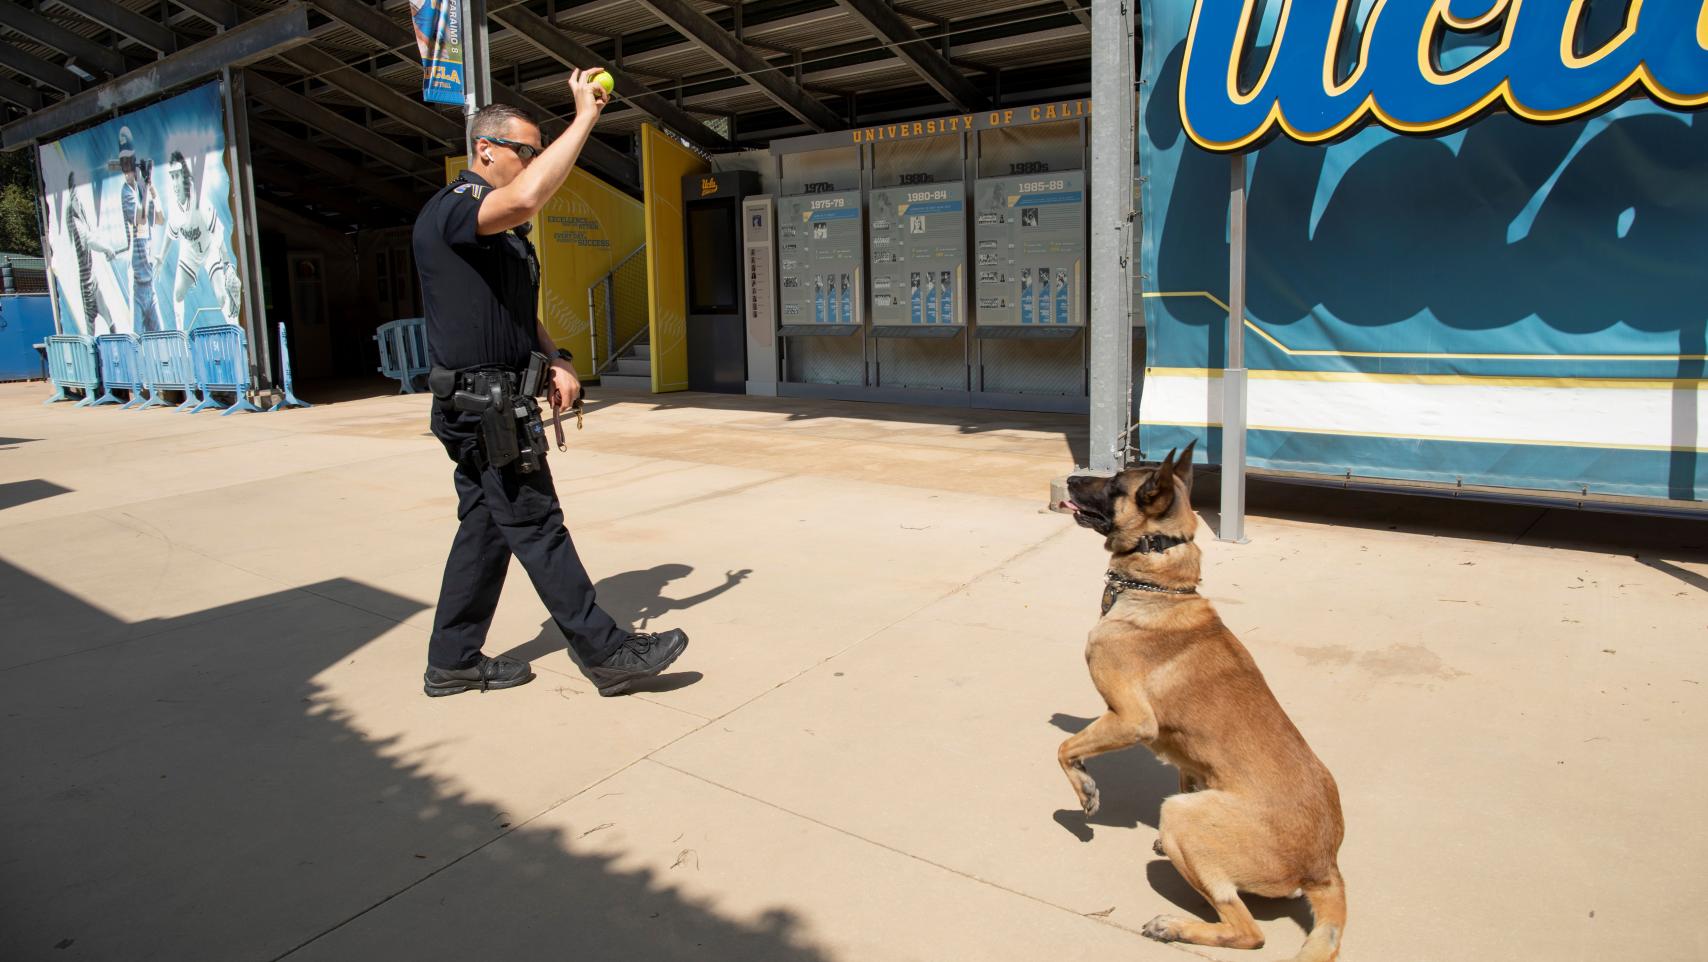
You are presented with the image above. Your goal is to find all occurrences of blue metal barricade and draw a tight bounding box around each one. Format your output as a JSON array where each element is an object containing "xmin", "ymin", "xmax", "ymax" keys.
[
  {"xmin": 269, "ymin": 321, "xmax": 311, "ymax": 411},
  {"xmin": 188, "ymin": 324, "xmax": 260, "ymax": 415},
  {"xmin": 375, "ymin": 316, "xmax": 429, "ymax": 393},
  {"xmin": 138, "ymin": 331, "xmax": 201, "ymax": 411},
  {"xmin": 43, "ymin": 334, "xmax": 100, "ymax": 406},
  {"xmin": 92, "ymin": 334, "xmax": 148, "ymax": 408}
]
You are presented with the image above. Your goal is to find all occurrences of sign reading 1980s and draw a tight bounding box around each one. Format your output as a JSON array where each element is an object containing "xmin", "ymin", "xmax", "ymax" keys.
[
  {"xmin": 777, "ymin": 192, "xmax": 864, "ymax": 326},
  {"xmin": 972, "ymin": 171, "xmax": 1085, "ymax": 327},
  {"xmin": 868, "ymin": 184, "xmax": 965, "ymax": 327},
  {"xmin": 1180, "ymin": 0, "xmax": 1708, "ymax": 152}
]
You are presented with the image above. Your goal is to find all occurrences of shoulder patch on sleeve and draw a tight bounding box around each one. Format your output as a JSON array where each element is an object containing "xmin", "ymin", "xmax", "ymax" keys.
[{"xmin": 452, "ymin": 183, "xmax": 469, "ymax": 194}]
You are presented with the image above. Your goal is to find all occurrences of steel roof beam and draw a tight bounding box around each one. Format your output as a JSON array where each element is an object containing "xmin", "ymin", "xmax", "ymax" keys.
[
  {"xmin": 0, "ymin": 75, "xmax": 44, "ymax": 110},
  {"xmin": 0, "ymin": 4, "xmax": 127, "ymax": 77},
  {"xmin": 280, "ymin": 44, "xmax": 463, "ymax": 143},
  {"xmin": 3, "ymin": 4, "xmax": 313, "ymax": 148},
  {"xmin": 829, "ymin": 0, "xmax": 986, "ymax": 112},
  {"xmin": 249, "ymin": 120, "xmax": 427, "ymax": 213},
  {"xmin": 246, "ymin": 70, "xmax": 433, "ymax": 180},
  {"xmin": 47, "ymin": 0, "xmax": 177, "ymax": 56},
  {"xmin": 637, "ymin": 0, "xmax": 842, "ymax": 131},
  {"xmin": 168, "ymin": 0, "xmax": 238, "ymax": 29},
  {"xmin": 489, "ymin": 4, "xmax": 731, "ymax": 152},
  {"xmin": 0, "ymin": 42, "xmax": 83, "ymax": 94}
]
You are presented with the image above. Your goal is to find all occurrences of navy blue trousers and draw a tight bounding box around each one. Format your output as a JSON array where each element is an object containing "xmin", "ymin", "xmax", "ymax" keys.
[{"xmin": 427, "ymin": 406, "xmax": 627, "ymax": 670}]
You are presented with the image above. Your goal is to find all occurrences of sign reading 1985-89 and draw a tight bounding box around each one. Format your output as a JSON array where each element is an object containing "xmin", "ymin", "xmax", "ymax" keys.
[
  {"xmin": 868, "ymin": 184, "xmax": 965, "ymax": 327},
  {"xmin": 777, "ymin": 191, "xmax": 864, "ymax": 326},
  {"xmin": 971, "ymin": 170, "xmax": 1084, "ymax": 327}
]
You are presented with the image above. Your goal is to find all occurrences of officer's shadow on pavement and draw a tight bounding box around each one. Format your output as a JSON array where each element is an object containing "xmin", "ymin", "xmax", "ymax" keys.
[
  {"xmin": 0, "ymin": 559, "xmax": 829, "ymax": 961},
  {"xmin": 503, "ymin": 564, "xmax": 753, "ymax": 690}
]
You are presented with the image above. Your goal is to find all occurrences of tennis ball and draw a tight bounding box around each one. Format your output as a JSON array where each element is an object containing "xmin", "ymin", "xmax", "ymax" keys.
[{"xmin": 593, "ymin": 70, "xmax": 615, "ymax": 95}]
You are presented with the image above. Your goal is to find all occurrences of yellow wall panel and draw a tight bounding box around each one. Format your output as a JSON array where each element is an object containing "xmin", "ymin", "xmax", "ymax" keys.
[{"xmin": 640, "ymin": 124, "xmax": 708, "ymax": 393}]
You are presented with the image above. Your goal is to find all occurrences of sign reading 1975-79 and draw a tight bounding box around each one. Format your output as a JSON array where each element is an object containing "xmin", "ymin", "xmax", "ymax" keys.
[
  {"xmin": 778, "ymin": 191, "xmax": 864, "ymax": 326},
  {"xmin": 972, "ymin": 170, "xmax": 1085, "ymax": 327},
  {"xmin": 868, "ymin": 184, "xmax": 965, "ymax": 327}
]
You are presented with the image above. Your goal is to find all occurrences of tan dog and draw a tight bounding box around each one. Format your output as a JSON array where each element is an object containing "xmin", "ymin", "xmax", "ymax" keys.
[{"xmin": 1058, "ymin": 442, "xmax": 1346, "ymax": 961}]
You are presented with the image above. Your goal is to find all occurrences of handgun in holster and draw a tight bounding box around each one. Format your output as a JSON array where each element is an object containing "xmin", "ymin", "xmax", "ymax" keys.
[
  {"xmin": 452, "ymin": 377, "xmax": 522, "ymax": 470},
  {"xmin": 427, "ymin": 352, "xmax": 554, "ymax": 473}
]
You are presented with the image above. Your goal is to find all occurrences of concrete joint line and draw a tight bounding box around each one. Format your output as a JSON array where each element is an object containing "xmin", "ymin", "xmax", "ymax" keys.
[{"xmin": 648, "ymin": 758, "xmax": 1169, "ymax": 945}]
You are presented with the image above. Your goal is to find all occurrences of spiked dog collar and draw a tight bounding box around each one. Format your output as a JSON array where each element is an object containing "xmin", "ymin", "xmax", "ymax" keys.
[{"xmin": 1102, "ymin": 570, "xmax": 1197, "ymax": 615}]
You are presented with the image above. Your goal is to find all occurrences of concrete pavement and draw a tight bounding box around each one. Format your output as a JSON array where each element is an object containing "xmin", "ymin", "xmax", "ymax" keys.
[{"xmin": 1, "ymin": 380, "xmax": 1704, "ymax": 961}]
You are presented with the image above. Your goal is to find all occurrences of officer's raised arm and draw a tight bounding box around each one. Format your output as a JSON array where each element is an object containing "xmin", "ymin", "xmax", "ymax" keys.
[{"xmin": 473, "ymin": 68, "xmax": 609, "ymax": 235}]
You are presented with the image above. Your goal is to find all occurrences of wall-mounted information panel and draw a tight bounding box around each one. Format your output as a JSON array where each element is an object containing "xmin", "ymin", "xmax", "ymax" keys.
[
  {"xmin": 869, "ymin": 183, "xmax": 965, "ymax": 327},
  {"xmin": 972, "ymin": 170, "xmax": 1085, "ymax": 327},
  {"xmin": 764, "ymin": 99, "xmax": 1098, "ymax": 413},
  {"xmin": 778, "ymin": 191, "xmax": 864, "ymax": 327},
  {"xmin": 743, "ymin": 195, "xmax": 779, "ymax": 395}
]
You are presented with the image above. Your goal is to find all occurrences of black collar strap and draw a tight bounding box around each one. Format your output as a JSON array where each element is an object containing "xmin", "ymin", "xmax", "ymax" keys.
[
  {"xmin": 1117, "ymin": 533, "xmax": 1192, "ymax": 556},
  {"xmin": 1102, "ymin": 570, "xmax": 1197, "ymax": 615}
]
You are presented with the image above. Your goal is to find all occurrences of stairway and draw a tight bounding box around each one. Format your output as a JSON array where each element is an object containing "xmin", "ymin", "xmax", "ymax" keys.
[{"xmin": 597, "ymin": 340, "xmax": 652, "ymax": 391}]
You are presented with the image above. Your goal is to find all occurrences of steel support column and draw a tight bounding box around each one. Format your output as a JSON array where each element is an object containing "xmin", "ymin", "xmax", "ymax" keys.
[
  {"xmin": 1218, "ymin": 154, "xmax": 1249, "ymax": 543},
  {"xmin": 225, "ymin": 69, "xmax": 274, "ymax": 395},
  {"xmin": 1087, "ymin": 0, "xmax": 1135, "ymax": 472}
]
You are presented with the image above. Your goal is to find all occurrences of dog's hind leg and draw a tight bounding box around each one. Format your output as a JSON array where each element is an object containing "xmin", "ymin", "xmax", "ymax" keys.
[
  {"xmin": 1144, "ymin": 792, "xmax": 1267, "ymax": 951},
  {"xmin": 1056, "ymin": 710, "xmax": 1146, "ymax": 817}
]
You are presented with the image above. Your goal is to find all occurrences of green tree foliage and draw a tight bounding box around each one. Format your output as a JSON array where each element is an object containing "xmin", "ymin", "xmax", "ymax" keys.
[{"xmin": 0, "ymin": 149, "xmax": 42, "ymax": 256}]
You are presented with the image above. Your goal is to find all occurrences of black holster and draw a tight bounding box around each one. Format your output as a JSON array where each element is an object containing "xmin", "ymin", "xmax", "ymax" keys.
[{"xmin": 430, "ymin": 352, "xmax": 552, "ymax": 472}]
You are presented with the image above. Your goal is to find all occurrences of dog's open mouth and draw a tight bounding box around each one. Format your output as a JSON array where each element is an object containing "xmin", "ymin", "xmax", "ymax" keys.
[{"xmin": 1059, "ymin": 499, "xmax": 1112, "ymax": 534}]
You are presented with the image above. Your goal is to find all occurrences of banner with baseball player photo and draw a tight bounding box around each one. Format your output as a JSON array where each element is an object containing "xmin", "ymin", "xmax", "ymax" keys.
[{"xmin": 38, "ymin": 82, "xmax": 244, "ymax": 337}]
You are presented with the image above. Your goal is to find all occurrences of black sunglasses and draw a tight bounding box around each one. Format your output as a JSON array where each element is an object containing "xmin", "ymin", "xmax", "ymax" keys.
[{"xmin": 484, "ymin": 136, "xmax": 543, "ymax": 161}]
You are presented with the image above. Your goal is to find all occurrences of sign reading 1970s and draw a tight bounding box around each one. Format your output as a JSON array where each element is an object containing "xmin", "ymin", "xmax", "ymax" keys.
[{"xmin": 1180, "ymin": 0, "xmax": 1708, "ymax": 151}]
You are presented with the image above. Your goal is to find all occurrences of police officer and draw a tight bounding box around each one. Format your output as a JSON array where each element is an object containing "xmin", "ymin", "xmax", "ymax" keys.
[{"xmin": 415, "ymin": 70, "xmax": 687, "ymax": 698}]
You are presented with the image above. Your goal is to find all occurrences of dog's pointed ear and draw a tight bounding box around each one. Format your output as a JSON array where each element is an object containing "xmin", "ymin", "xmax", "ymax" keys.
[
  {"xmin": 1137, "ymin": 448, "xmax": 1178, "ymax": 511},
  {"xmin": 1172, "ymin": 439, "xmax": 1197, "ymax": 495}
]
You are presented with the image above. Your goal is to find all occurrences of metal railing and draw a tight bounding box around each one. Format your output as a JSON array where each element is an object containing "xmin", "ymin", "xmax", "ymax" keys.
[{"xmin": 588, "ymin": 245, "xmax": 649, "ymax": 376}]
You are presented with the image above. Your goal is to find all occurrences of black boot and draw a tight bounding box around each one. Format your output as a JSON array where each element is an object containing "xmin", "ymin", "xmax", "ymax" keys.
[
  {"xmin": 583, "ymin": 629, "xmax": 689, "ymax": 696},
  {"xmin": 423, "ymin": 654, "xmax": 535, "ymax": 697}
]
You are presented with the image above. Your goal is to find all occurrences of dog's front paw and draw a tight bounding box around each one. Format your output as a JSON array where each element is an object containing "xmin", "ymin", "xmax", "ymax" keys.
[
  {"xmin": 1080, "ymin": 781, "xmax": 1100, "ymax": 817},
  {"xmin": 1152, "ymin": 836, "xmax": 1166, "ymax": 857},
  {"xmin": 1141, "ymin": 915, "xmax": 1186, "ymax": 942}
]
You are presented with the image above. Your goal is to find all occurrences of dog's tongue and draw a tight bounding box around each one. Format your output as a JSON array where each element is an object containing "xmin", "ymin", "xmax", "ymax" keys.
[{"xmin": 1058, "ymin": 500, "xmax": 1081, "ymax": 514}]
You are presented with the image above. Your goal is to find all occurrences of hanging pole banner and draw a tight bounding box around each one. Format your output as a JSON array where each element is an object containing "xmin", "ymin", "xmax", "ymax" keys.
[{"xmin": 410, "ymin": 0, "xmax": 465, "ymax": 105}]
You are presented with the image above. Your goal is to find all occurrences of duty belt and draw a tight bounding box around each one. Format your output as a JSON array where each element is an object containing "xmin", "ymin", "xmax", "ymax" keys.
[{"xmin": 429, "ymin": 358, "xmax": 550, "ymax": 473}]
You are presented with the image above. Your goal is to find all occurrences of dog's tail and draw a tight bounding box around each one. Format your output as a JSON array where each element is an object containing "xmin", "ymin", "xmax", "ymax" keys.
[{"xmin": 1286, "ymin": 866, "xmax": 1346, "ymax": 962}]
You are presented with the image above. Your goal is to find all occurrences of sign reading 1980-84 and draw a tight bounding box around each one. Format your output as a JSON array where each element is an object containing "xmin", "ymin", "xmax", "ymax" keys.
[
  {"xmin": 868, "ymin": 184, "xmax": 965, "ymax": 327},
  {"xmin": 778, "ymin": 191, "xmax": 864, "ymax": 326},
  {"xmin": 972, "ymin": 170, "xmax": 1085, "ymax": 327}
]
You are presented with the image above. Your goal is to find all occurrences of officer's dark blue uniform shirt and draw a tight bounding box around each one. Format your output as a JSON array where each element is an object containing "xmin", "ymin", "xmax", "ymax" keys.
[{"xmin": 413, "ymin": 169, "xmax": 540, "ymax": 371}]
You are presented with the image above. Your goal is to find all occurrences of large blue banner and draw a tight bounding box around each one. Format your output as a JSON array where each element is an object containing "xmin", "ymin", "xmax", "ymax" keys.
[
  {"xmin": 1139, "ymin": 0, "xmax": 1707, "ymax": 503},
  {"xmin": 37, "ymin": 82, "xmax": 242, "ymax": 337}
]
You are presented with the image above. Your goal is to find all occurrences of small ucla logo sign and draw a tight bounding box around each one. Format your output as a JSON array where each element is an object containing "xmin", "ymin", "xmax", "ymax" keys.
[{"xmin": 1180, "ymin": 0, "xmax": 1708, "ymax": 152}]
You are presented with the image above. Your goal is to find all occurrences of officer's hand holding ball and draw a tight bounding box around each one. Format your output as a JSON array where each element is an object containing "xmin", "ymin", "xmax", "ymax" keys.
[{"xmin": 570, "ymin": 67, "xmax": 614, "ymax": 119}]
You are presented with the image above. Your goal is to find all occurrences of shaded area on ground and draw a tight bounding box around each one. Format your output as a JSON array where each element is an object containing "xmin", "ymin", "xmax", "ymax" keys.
[{"xmin": 0, "ymin": 559, "xmax": 830, "ymax": 962}]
